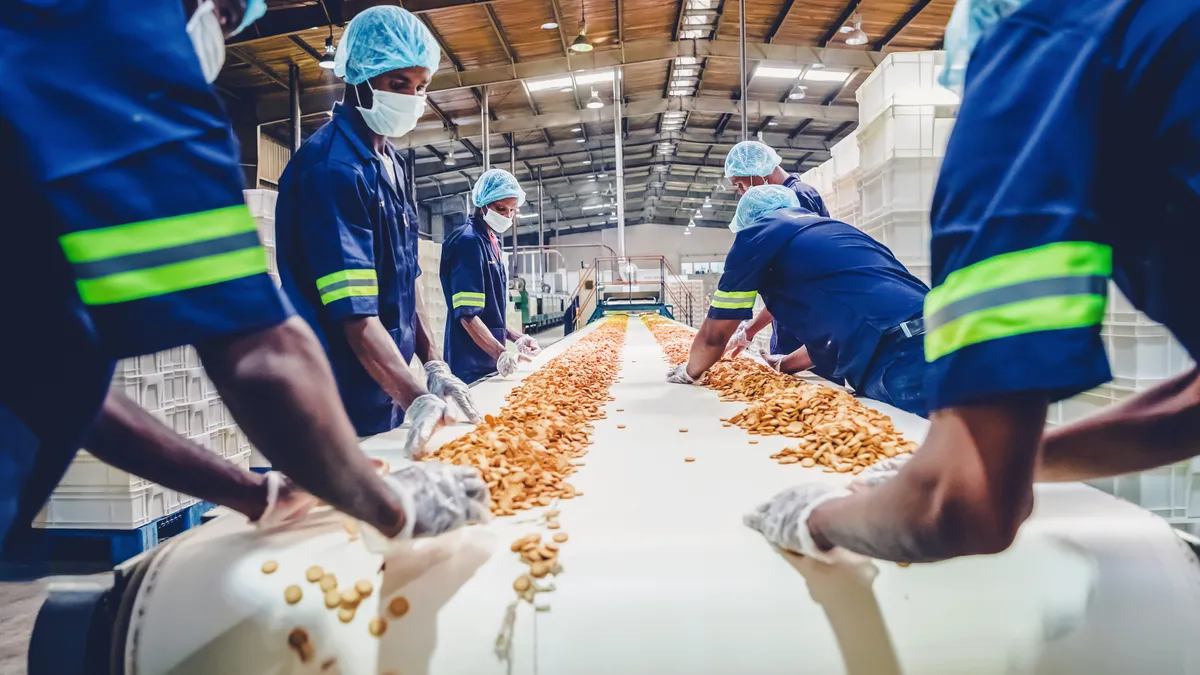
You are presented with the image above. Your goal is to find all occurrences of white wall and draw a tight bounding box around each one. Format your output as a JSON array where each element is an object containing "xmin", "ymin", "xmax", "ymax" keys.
[{"xmin": 551, "ymin": 224, "xmax": 734, "ymax": 273}]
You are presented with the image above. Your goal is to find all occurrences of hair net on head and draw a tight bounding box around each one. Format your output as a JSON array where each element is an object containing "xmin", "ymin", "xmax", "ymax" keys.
[
  {"xmin": 333, "ymin": 6, "xmax": 441, "ymax": 86},
  {"xmin": 731, "ymin": 185, "xmax": 800, "ymax": 233},
  {"xmin": 939, "ymin": 0, "xmax": 1030, "ymax": 91},
  {"xmin": 472, "ymin": 169, "xmax": 527, "ymax": 208},
  {"xmin": 724, "ymin": 141, "xmax": 783, "ymax": 178}
]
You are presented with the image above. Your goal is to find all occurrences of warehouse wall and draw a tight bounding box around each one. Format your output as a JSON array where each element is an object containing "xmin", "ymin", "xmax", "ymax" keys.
[
  {"xmin": 550, "ymin": 224, "xmax": 734, "ymax": 272},
  {"xmin": 257, "ymin": 136, "xmax": 291, "ymax": 189}
]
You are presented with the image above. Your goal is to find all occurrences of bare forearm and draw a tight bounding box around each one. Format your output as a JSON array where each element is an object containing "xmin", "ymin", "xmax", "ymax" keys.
[
  {"xmin": 88, "ymin": 393, "xmax": 267, "ymax": 519},
  {"xmin": 344, "ymin": 315, "xmax": 429, "ymax": 408},
  {"xmin": 1038, "ymin": 369, "xmax": 1200, "ymax": 482},
  {"xmin": 198, "ymin": 316, "xmax": 406, "ymax": 536},
  {"xmin": 686, "ymin": 318, "xmax": 738, "ymax": 379},
  {"xmin": 746, "ymin": 308, "xmax": 774, "ymax": 339},
  {"xmin": 462, "ymin": 316, "xmax": 506, "ymax": 359},
  {"xmin": 505, "ymin": 328, "xmax": 524, "ymax": 342},
  {"xmin": 808, "ymin": 399, "xmax": 1045, "ymax": 561},
  {"xmin": 413, "ymin": 287, "xmax": 441, "ymax": 362},
  {"xmin": 779, "ymin": 346, "xmax": 813, "ymax": 374}
]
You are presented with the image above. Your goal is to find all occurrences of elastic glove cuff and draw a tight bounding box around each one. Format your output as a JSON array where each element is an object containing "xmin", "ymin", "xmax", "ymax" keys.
[{"xmin": 795, "ymin": 489, "xmax": 852, "ymax": 564}]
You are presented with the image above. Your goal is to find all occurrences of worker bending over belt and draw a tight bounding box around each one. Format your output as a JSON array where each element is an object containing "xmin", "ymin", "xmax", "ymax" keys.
[
  {"xmin": 440, "ymin": 170, "xmax": 541, "ymax": 384},
  {"xmin": 0, "ymin": 0, "xmax": 487, "ymax": 551},
  {"xmin": 744, "ymin": 0, "xmax": 1200, "ymax": 565},
  {"xmin": 667, "ymin": 185, "xmax": 930, "ymax": 418},
  {"xmin": 726, "ymin": 309, "xmax": 838, "ymax": 381},
  {"xmin": 275, "ymin": 6, "xmax": 481, "ymax": 455}
]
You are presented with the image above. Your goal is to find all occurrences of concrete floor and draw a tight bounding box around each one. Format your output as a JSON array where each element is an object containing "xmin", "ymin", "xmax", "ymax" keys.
[{"xmin": 0, "ymin": 581, "xmax": 45, "ymax": 675}]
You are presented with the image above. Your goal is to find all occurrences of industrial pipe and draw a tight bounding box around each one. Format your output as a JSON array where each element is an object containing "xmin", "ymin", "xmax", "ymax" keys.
[
  {"xmin": 613, "ymin": 69, "xmax": 627, "ymax": 260},
  {"xmin": 482, "ymin": 86, "xmax": 491, "ymax": 171},
  {"xmin": 289, "ymin": 63, "xmax": 302, "ymax": 151},
  {"xmin": 739, "ymin": 0, "xmax": 748, "ymax": 141},
  {"xmin": 537, "ymin": 166, "xmax": 545, "ymax": 280},
  {"xmin": 510, "ymin": 133, "xmax": 518, "ymax": 277}
]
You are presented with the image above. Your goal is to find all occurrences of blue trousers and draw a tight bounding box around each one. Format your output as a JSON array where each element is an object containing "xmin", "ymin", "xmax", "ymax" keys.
[{"xmin": 857, "ymin": 334, "xmax": 929, "ymax": 419}]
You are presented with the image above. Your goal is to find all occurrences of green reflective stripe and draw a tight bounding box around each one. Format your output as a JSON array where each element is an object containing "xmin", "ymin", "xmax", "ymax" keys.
[
  {"xmin": 927, "ymin": 275, "xmax": 1107, "ymax": 330},
  {"xmin": 321, "ymin": 285, "xmax": 379, "ymax": 305},
  {"xmin": 710, "ymin": 299, "xmax": 756, "ymax": 309},
  {"xmin": 714, "ymin": 290, "xmax": 757, "ymax": 300},
  {"xmin": 316, "ymin": 268, "xmax": 377, "ymax": 291},
  {"xmin": 925, "ymin": 242, "xmax": 1112, "ymax": 317},
  {"xmin": 76, "ymin": 247, "xmax": 268, "ymax": 306},
  {"xmin": 60, "ymin": 205, "xmax": 257, "ymax": 262},
  {"xmin": 925, "ymin": 294, "xmax": 1107, "ymax": 361},
  {"xmin": 453, "ymin": 291, "xmax": 487, "ymax": 309}
]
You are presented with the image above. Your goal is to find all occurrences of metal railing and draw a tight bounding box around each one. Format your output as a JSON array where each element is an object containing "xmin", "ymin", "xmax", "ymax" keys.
[{"xmin": 563, "ymin": 256, "xmax": 701, "ymax": 328}]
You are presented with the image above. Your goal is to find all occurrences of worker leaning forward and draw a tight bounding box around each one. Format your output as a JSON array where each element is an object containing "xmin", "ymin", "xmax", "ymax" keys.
[
  {"xmin": 275, "ymin": 6, "xmax": 482, "ymax": 455},
  {"xmin": 667, "ymin": 185, "xmax": 931, "ymax": 418},
  {"xmin": 440, "ymin": 170, "xmax": 542, "ymax": 384},
  {"xmin": 0, "ymin": 0, "xmax": 488, "ymax": 550},
  {"xmin": 743, "ymin": 0, "xmax": 1200, "ymax": 566}
]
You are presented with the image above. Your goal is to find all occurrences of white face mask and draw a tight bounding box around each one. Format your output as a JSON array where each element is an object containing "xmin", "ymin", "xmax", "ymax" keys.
[
  {"xmin": 186, "ymin": 0, "xmax": 226, "ymax": 84},
  {"xmin": 356, "ymin": 84, "xmax": 426, "ymax": 138},
  {"xmin": 483, "ymin": 207, "xmax": 514, "ymax": 233}
]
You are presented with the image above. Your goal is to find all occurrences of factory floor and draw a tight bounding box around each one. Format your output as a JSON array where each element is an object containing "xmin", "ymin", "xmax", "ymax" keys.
[{"xmin": 0, "ymin": 581, "xmax": 44, "ymax": 675}]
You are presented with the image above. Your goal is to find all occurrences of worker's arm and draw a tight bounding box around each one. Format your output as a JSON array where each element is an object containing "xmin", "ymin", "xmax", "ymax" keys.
[
  {"xmin": 198, "ymin": 316, "xmax": 407, "ymax": 536},
  {"xmin": 744, "ymin": 308, "xmax": 775, "ymax": 340},
  {"xmin": 685, "ymin": 317, "xmax": 742, "ymax": 379},
  {"xmin": 412, "ymin": 285, "xmax": 442, "ymax": 363},
  {"xmin": 806, "ymin": 395, "xmax": 1046, "ymax": 562},
  {"xmin": 505, "ymin": 328, "xmax": 526, "ymax": 343},
  {"xmin": 343, "ymin": 316, "xmax": 430, "ymax": 409},
  {"xmin": 461, "ymin": 316, "xmax": 506, "ymax": 359},
  {"xmin": 1038, "ymin": 368, "xmax": 1200, "ymax": 482},
  {"xmin": 87, "ymin": 392, "xmax": 269, "ymax": 520},
  {"xmin": 778, "ymin": 345, "xmax": 813, "ymax": 374}
]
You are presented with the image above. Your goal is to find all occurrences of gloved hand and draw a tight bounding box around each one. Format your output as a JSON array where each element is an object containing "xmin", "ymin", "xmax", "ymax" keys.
[
  {"xmin": 744, "ymin": 483, "xmax": 851, "ymax": 563},
  {"xmin": 402, "ymin": 394, "xmax": 453, "ymax": 460},
  {"xmin": 497, "ymin": 351, "xmax": 520, "ymax": 378},
  {"xmin": 850, "ymin": 455, "xmax": 914, "ymax": 491},
  {"xmin": 726, "ymin": 321, "xmax": 752, "ymax": 358},
  {"xmin": 666, "ymin": 362, "xmax": 695, "ymax": 384},
  {"xmin": 360, "ymin": 460, "xmax": 491, "ymax": 551},
  {"xmin": 515, "ymin": 335, "xmax": 541, "ymax": 358},
  {"xmin": 759, "ymin": 348, "xmax": 785, "ymax": 371},
  {"xmin": 425, "ymin": 361, "xmax": 482, "ymax": 424},
  {"xmin": 253, "ymin": 472, "xmax": 320, "ymax": 528}
]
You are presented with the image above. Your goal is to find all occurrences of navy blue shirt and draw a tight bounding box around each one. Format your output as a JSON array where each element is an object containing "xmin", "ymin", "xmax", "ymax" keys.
[
  {"xmin": 441, "ymin": 215, "xmax": 509, "ymax": 383},
  {"xmin": 0, "ymin": 0, "xmax": 290, "ymax": 544},
  {"xmin": 784, "ymin": 175, "xmax": 830, "ymax": 218},
  {"xmin": 711, "ymin": 209, "xmax": 928, "ymax": 388},
  {"xmin": 275, "ymin": 104, "xmax": 423, "ymax": 436},
  {"xmin": 924, "ymin": 0, "xmax": 1200, "ymax": 410}
]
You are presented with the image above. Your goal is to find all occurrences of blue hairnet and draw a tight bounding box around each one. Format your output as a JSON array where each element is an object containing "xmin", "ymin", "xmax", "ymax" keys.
[
  {"xmin": 334, "ymin": 6, "xmax": 441, "ymax": 85},
  {"xmin": 230, "ymin": 0, "xmax": 267, "ymax": 36},
  {"xmin": 939, "ymin": 0, "xmax": 1031, "ymax": 91},
  {"xmin": 472, "ymin": 169, "xmax": 527, "ymax": 208},
  {"xmin": 724, "ymin": 141, "xmax": 782, "ymax": 178},
  {"xmin": 731, "ymin": 185, "xmax": 800, "ymax": 233}
]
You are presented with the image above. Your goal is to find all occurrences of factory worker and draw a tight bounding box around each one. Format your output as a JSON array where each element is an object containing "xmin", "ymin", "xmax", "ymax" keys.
[
  {"xmin": 0, "ymin": 0, "xmax": 487, "ymax": 551},
  {"xmin": 743, "ymin": 0, "xmax": 1200, "ymax": 566},
  {"xmin": 440, "ymin": 170, "xmax": 542, "ymax": 384},
  {"xmin": 724, "ymin": 140, "xmax": 830, "ymax": 217},
  {"xmin": 666, "ymin": 185, "xmax": 930, "ymax": 417},
  {"xmin": 275, "ymin": 6, "xmax": 483, "ymax": 452}
]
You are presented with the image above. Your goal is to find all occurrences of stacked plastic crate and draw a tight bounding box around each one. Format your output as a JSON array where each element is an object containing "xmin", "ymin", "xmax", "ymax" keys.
[
  {"xmin": 245, "ymin": 189, "xmax": 279, "ymax": 284},
  {"xmin": 826, "ymin": 132, "xmax": 861, "ymax": 227},
  {"xmin": 418, "ymin": 240, "xmax": 447, "ymax": 351},
  {"xmin": 666, "ymin": 279, "xmax": 707, "ymax": 327},
  {"xmin": 854, "ymin": 52, "xmax": 959, "ymax": 288}
]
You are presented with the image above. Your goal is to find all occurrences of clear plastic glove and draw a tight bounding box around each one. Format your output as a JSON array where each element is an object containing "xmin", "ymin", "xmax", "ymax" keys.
[
  {"xmin": 425, "ymin": 360, "xmax": 482, "ymax": 424},
  {"xmin": 497, "ymin": 351, "xmax": 520, "ymax": 378},
  {"xmin": 849, "ymin": 454, "xmax": 914, "ymax": 491},
  {"xmin": 515, "ymin": 334, "xmax": 541, "ymax": 358},
  {"xmin": 253, "ymin": 472, "xmax": 320, "ymax": 528},
  {"xmin": 726, "ymin": 321, "xmax": 752, "ymax": 358},
  {"xmin": 744, "ymin": 483, "xmax": 851, "ymax": 563},
  {"xmin": 402, "ymin": 394, "xmax": 453, "ymax": 460},
  {"xmin": 759, "ymin": 348, "xmax": 785, "ymax": 371},
  {"xmin": 360, "ymin": 460, "xmax": 491, "ymax": 551},
  {"xmin": 666, "ymin": 362, "xmax": 695, "ymax": 384}
]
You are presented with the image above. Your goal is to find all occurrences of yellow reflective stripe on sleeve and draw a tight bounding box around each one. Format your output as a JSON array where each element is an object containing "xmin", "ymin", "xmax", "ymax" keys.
[
  {"xmin": 316, "ymin": 269, "xmax": 378, "ymax": 305},
  {"xmin": 925, "ymin": 295, "xmax": 1107, "ymax": 362},
  {"xmin": 59, "ymin": 205, "xmax": 257, "ymax": 262},
  {"xmin": 452, "ymin": 291, "xmax": 487, "ymax": 308},
  {"xmin": 321, "ymin": 284, "xmax": 379, "ymax": 305},
  {"xmin": 711, "ymin": 289, "xmax": 757, "ymax": 309},
  {"xmin": 75, "ymin": 247, "xmax": 269, "ymax": 306},
  {"xmin": 316, "ymin": 268, "xmax": 377, "ymax": 291}
]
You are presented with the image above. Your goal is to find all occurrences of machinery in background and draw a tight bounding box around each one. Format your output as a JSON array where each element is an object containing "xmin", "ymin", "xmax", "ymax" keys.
[{"xmin": 563, "ymin": 256, "xmax": 699, "ymax": 329}]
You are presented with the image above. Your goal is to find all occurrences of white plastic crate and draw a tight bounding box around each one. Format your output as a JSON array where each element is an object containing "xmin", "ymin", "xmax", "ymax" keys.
[
  {"xmin": 55, "ymin": 452, "xmax": 149, "ymax": 492},
  {"xmin": 34, "ymin": 485, "xmax": 194, "ymax": 530},
  {"xmin": 114, "ymin": 374, "xmax": 164, "ymax": 411},
  {"xmin": 830, "ymin": 172, "xmax": 859, "ymax": 220},
  {"xmin": 858, "ymin": 157, "xmax": 941, "ymax": 223},
  {"xmin": 859, "ymin": 209, "xmax": 930, "ymax": 266},
  {"xmin": 161, "ymin": 370, "xmax": 189, "ymax": 408},
  {"xmin": 243, "ymin": 189, "xmax": 278, "ymax": 219},
  {"xmin": 855, "ymin": 51, "xmax": 960, "ymax": 128},
  {"xmin": 857, "ymin": 104, "xmax": 956, "ymax": 173},
  {"xmin": 264, "ymin": 243, "xmax": 278, "ymax": 277},
  {"xmin": 1060, "ymin": 385, "xmax": 1113, "ymax": 426},
  {"xmin": 1089, "ymin": 459, "xmax": 1200, "ymax": 524},
  {"xmin": 829, "ymin": 203, "xmax": 861, "ymax": 228},
  {"xmin": 117, "ymin": 354, "xmax": 159, "ymax": 380},
  {"xmin": 905, "ymin": 264, "xmax": 931, "ymax": 286},
  {"xmin": 1106, "ymin": 333, "xmax": 1191, "ymax": 383},
  {"xmin": 829, "ymin": 132, "xmax": 860, "ymax": 179}
]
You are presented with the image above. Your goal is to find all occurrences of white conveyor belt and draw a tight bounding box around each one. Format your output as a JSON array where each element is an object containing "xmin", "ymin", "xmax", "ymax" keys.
[{"xmin": 126, "ymin": 318, "xmax": 1200, "ymax": 674}]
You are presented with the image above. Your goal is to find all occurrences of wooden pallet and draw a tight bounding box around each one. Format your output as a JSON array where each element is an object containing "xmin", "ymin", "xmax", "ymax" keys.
[{"xmin": 11, "ymin": 501, "xmax": 215, "ymax": 566}]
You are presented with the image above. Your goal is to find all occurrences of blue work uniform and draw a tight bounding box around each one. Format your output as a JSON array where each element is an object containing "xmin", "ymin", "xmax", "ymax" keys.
[
  {"xmin": 440, "ymin": 215, "xmax": 509, "ymax": 383},
  {"xmin": 275, "ymin": 104, "xmax": 423, "ymax": 437},
  {"xmin": 783, "ymin": 175, "xmax": 830, "ymax": 218},
  {"xmin": 0, "ymin": 0, "xmax": 289, "ymax": 545},
  {"xmin": 711, "ymin": 209, "xmax": 930, "ymax": 416},
  {"xmin": 924, "ymin": 0, "xmax": 1200, "ymax": 411}
]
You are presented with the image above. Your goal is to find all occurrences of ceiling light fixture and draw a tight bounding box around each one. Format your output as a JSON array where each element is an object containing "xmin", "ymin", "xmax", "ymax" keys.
[
  {"xmin": 789, "ymin": 86, "xmax": 808, "ymax": 100},
  {"xmin": 586, "ymin": 88, "xmax": 604, "ymax": 109},
  {"xmin": 570, "ymin": 2, "xmax": 593, "ymax": 53},
  {"xmin": 845, "ymin": 12, "xmax": 868, "ymax": 46},
  {"xmin": 319, "ymin": 36, "xmax": 337, "ymax": 69},
  {"xmin": 541, "ymin": 21, "xmax": 559, "ymax": 29},
  {"xmin": 444, "ymin": 148, "xmax": 457, "ymax": 166}
]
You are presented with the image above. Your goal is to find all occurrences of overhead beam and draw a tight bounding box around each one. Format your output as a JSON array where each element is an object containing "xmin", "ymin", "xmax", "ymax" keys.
[
  {"xmin": 766, "ymin": 0, "xmax": 797, "ymax": 43},
  {"xmin": 288, "ymin": 35, "xmax": 326, "ymax": 64},
  {"xmin": 818, "ymin": 1, "xmax": 860, "ymax": 48},
  {"xmin": 875, "ymin": 0, "xmax": 935, "ymax": 49},
  {"xmin": 227, "ymin": 46, "xmax": 290, "ymax": 89}
]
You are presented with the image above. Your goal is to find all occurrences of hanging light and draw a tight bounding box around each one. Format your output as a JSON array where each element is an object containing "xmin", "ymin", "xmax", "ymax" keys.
[
  {"xmin": 845, "ymin": 12, "xmax": 868, "ymax": 46},
  {"xmin": 570, "ymin": 2, "xmax": 593, "ymax": 53},
  {"xmin": 541, "ymin": 21, "xmax": 559, "ymax": 30},
  {"xmin": 684, "ymin": 229, "xmax": 692, "ymax": 235},
  {"xmin": 789, "ymin": 86, "xmax": 808, "ymax": 100},
  {"xmin": 444, "ymin": 147, "xmax": 457, "ymax": 166},
  {"xmin": 687, "ymin": 219, "xmax": 695, "ymax": 228},
  {"xmin": 703, "ymin": 195, "xmax": 712, "ymax": 207},
  {"xmin": 319, "ymin": 35, "xmax": 336, "ymax": 70},
  {"xmin": 586, "ymin": 88, "xmax": 604, "ymax": 109}
]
